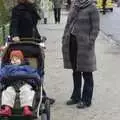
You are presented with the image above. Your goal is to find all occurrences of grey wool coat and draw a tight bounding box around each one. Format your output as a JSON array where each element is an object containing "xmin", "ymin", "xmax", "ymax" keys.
[{"xmin": 62, "ymin": 0, "xmax": 100, "ymax": 72}]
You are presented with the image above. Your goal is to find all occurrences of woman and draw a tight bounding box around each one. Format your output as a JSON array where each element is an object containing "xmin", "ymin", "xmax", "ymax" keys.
[
  {"xmin": 9, "ymin": 0, "xmax": 55, "ymax": 104},
  {"xmin": 51, "ymin": 0, "xmax": 63, "ymax": 24},
  {"xmin": 40, "ymin": 0, "xmax": 49, "ymax": 24},
  {"xmin": 102, "ymin": 0, "xmax": 107, "ymax": 14},
  {"xmin": 10, "ymin": 0, "xmax": 41, "ymax": 42},
  {"xmin": 62, "ymin": 0, "xmax": 100, "ymax": 108}
]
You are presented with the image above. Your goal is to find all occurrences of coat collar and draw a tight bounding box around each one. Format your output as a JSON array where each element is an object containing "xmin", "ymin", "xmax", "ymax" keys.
[{"xmin": 73, "ymin": 0, "xmax": 92, "ymax": 9}]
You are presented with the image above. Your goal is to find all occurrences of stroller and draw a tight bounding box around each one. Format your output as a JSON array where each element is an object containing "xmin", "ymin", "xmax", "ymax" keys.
[{"xmin": 0, "ymin": 40, "xmax": 51, "ymax": 120}]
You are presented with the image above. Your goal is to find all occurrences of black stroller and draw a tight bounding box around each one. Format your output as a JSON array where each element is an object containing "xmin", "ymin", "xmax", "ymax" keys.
[{"xmin": 0, "ymin": 41, "xmax": 51, "ymax": 120}]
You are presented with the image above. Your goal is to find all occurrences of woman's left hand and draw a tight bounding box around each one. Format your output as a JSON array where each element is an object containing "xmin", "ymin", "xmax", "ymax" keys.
[{"xmin": 12, "ymin": 36, "xmax": 20, "ymax": 42}]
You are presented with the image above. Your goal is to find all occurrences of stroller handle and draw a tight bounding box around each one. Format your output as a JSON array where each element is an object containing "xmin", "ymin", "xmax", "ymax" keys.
[
  {"xmin": 20, "ymin": 37, "xmax": 42, "ymax": 43},
  {"xmin": 20, "ymin": 37, "xmax": 46, "ymax": 48},
  {"xmin": 20, "ymin": 37, "xmax": 47, "ymax": 42}
]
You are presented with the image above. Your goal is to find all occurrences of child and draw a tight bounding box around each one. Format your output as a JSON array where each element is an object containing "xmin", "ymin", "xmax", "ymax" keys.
[{"xmin": 0, "ymin": 50, "xmax": 40, "ymax": 117}]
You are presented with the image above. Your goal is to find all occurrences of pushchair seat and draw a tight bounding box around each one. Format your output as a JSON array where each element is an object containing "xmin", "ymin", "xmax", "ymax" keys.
[{"xmin": 0, "ymin": 42, "xmax": 50, "ymax": 119}]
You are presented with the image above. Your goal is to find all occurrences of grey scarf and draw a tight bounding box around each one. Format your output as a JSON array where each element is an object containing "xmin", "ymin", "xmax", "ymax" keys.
[{"xmin": 73, "ymin": 0, "xmax": 92, "ymax": 9}]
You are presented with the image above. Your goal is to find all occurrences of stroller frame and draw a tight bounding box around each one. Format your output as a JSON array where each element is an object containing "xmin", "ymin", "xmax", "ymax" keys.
[{"xmin": 0, "ymin": 41, "xmax": 51, "ymax": 120}]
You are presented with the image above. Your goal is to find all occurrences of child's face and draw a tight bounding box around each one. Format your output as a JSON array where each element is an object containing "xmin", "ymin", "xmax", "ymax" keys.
[{"xmin": 11, "ymin": 56, "xmax": 22, "ymax": 65}]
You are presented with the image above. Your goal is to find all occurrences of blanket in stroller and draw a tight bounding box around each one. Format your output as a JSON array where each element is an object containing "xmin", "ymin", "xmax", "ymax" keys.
[{"xmin": 0, "ymin": 64, "xmax": 41, "ymax": 88}]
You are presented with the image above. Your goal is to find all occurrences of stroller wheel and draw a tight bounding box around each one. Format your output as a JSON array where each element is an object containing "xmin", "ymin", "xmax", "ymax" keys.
[{"xmin": 41, "ymin": 99, "xmax": 50, "ymax": 120}]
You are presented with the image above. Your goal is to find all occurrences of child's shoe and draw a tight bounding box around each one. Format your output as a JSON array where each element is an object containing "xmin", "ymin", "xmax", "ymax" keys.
[
  {"xmin": 0, "ymin": 105, "xmax": 12, "ymax": 117},
  {"xmin": 23, "ymin": 106, "xmax": 32, "ymax": 116}
]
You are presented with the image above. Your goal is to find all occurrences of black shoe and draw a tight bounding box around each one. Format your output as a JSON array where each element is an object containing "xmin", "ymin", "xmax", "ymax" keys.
[
  {"xmin": 76, "ymin": 101, "xmax": 86, "ymax": 109},
  {"xmin": 85, "ymin": 101, "xmax": 91, "ymax": 107},
  {"xmin": 66, "ymin": 99, "xmax": 78, "ymax": 105},
  {"xmin": 77, "ymin": 101, "xmax": 92, "ymax": 109}
]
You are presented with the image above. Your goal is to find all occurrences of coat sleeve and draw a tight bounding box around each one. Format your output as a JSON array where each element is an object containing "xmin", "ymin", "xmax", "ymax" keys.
[
  {"xmin": 9, "ymin": 8, "xmax": 20, "ymax": 37},
  {"xmin": 31, "ymin": 6, "xmax": 41, "ymax": 41},
  {"xmin": 89, "ymin": 6, "xmax": 100, "ymax": 45},
  {"xmin": 33, "ymin": 26, "xmax": 41, "ymax": 41}
]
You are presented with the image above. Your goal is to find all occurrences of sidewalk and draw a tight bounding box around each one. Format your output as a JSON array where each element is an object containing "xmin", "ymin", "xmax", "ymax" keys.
[
  {"xmin": 100, "ymin": 6, "xmax": 120, "ymax": 43},
  {"xmin": 38, "ymin": 11, "xmax": 120, "ymax": 120}
]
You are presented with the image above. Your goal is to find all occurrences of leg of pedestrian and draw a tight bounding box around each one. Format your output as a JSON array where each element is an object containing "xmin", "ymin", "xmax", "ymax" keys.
[
  {"xmin": 67, "ymin": 71, "xmax": 82, "ymax": 105},
  {"xmin": 54, "ymin": 8, "xmax": 57, "ymax": 24},
  {"xmin": 102, "ymin": 0, "xmax": 107, "ymax": 14},
  {"xmin": 82, "ymin": 72, "xmax": 94, "ymax": 107},
  {"xmin": 58, "ymin": 8, "xmax": 61, "ymax": 24}
]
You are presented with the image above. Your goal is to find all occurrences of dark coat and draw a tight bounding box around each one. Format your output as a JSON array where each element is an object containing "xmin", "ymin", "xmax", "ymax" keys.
[
  {"xmin": 62, "ymin": 0, "xmax": 100, "ymax": 72},
  {"xmin": 10, "ymin": 3, "xmax": 41, "ymax": 41}
]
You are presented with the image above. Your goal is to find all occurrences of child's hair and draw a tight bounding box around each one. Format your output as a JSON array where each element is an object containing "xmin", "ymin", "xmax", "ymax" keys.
[{"xmin": 10, "ymin": 50, "xmax": 24, "ymax": 61}]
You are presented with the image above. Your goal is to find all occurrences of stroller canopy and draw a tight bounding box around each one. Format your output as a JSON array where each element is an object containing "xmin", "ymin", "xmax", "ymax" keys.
[{"xmin": 1, "ymin": 42, "xmax": 44, "ymax": 73}]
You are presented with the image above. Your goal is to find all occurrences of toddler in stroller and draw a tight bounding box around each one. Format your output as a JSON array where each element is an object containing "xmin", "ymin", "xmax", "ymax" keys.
[{"xmin": 0, "ymin": 50, "xmax": 41, "ymax": 117}]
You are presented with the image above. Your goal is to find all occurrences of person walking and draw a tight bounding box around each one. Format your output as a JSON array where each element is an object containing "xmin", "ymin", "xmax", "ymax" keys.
[
  {"xmin": 9, "ymin": 0, "xmax": 55, "ymax": 105},
  {"xmin": 40, "ymin": 0, "xmax": 50, "ymax": 24},
  {"xmin": 62, "ymin": 0, "xmax": 100, "ymax": 108},
  {"xmin": 10, "ymin": 0, "xmax": 41, "ymax": 42},
  {"xmin": 51, "ymin": 0, "xmax": 63, "ymax": 24}
]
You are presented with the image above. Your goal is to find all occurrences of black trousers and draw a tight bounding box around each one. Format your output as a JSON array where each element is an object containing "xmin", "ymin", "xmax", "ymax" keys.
[
  {"xmin": 102, "ymin": 0, "xmax": 107, "ymax": 13},
  {"xmin": 53, "ymin": 8, "xmax": 61, "ymax": 23},
  {"xmin": 71, "ymin": 72, "xmax": 94, "ymax": 104},
  {"xmin": 69, "ymin": 34, "xmax": 94, "ymax": 104}
]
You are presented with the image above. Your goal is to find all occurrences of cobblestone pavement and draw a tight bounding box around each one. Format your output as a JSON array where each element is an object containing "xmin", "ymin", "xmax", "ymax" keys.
[{"xmin": 38, "ymin": 11, "xmax": 120, "ymax": 120}]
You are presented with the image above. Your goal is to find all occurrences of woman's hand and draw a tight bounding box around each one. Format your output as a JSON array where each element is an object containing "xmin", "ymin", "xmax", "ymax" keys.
[{"xmin": 12, "ymin": 36, "xmax": 20, "ymax": 42}]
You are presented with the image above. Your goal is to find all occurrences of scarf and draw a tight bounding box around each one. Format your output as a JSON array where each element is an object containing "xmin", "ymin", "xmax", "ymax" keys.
[{"xmin": 73, "ymin": 0, "xmax": 92, "ymax": 9}]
